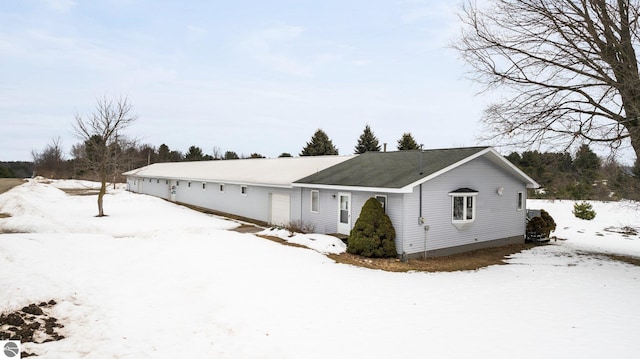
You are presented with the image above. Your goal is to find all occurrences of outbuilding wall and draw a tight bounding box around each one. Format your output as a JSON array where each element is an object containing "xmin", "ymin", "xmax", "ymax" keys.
[
  {"xmin": 127, "ymin": 176, "xmax": 295, "ymax": 225},
  {"xmin": 400, "ymin": 156, "xmax": 527, "ymax": 257}
]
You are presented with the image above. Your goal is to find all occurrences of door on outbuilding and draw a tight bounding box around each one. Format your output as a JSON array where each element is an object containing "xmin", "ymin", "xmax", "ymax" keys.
[{"xmin": 270, "ymin": 193, "xmax": 290, "ymax": 226}]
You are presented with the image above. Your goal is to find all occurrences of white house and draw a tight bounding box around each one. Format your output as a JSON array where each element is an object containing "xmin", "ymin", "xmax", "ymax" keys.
[{"xmin": 124, "ymin": 147, "xmax": 539, "ymax": 257}]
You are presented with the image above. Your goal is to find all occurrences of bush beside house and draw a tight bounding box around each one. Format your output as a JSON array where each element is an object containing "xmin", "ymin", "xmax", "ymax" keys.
[{"xmin": 347, "ymin": 198, "xmax": 397, "ymax": 258}]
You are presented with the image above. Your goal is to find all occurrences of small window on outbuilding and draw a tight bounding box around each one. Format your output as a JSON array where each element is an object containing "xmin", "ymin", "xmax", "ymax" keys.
[
  {"xmin": 176, "ymin": 181, "xmax": 180, "ymax": 186},
  {"xmin": 157, "ymin": 179, "xmax": 160, "ymax": 184},
  {"xmin": 517, "ymin": 191, "xmax": 524, "ymax": 211},
  {"xmin": 311, "ymin": 190, "xmax": 319, "ymax": 212},
  {"xmin": 202, "ymin": 182, "xmax": 206, "ymax": 190},
  {"xmin": 188, "ymin": 182, "xmax": 191, "ymax": 188},
  {"xmin": 241, "ymin": 186, "xmax": 248, "ymax": 195},
  {"xmin": 219, "ymin": 184, "xmax": 225, "ymax": 192}
]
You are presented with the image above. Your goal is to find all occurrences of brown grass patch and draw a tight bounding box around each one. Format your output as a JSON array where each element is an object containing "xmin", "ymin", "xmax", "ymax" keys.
[
  {"xmin": 0, "ymin": 178, "xmax": 26, "ymax": 194},
  {"xmin": 327, "ymin": 243, "xmax": 538, "ymax": 272},
  {"xmin": 60, "ymin": 188, "xmax": 101, "ymax": 196},
  {"xmin": 597, "ymin": 253, "xmax": 640, "ymax": 267}
]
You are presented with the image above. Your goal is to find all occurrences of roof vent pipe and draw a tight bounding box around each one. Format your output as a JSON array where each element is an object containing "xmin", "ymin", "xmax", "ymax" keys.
[{"xmin": 419, "ymin": 144, "xmax": 424, "ymax": 175}]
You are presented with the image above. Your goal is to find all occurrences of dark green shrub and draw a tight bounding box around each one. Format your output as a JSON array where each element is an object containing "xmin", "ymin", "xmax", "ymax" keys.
[
  {"xmin": 347, "ymin": 198, "xmax": 397, "ymax": 258},
  {"xmin": 540, "ymin": 209, "xmax": 556, "ymax": 234},
  {"xmin": 526, "ymin": 209, "xmax": 556, "ymax": 239},
  {"xmin": 573, "ymin": 201, "xmax": 596, "ymax": 220}
]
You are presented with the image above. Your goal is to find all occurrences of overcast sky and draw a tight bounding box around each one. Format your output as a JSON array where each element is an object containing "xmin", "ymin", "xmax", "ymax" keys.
[{"xmin": 2, "ymin": 0, "xmax": 633, "ymax": 163}]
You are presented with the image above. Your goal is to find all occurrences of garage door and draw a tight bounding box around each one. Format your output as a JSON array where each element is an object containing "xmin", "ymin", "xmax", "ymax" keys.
[{"xmin": 270, "ymin": 193, "xmax": 290, "ymax": 226}]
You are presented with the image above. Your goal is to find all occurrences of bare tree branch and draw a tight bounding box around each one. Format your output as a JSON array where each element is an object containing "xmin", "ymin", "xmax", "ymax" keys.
[{"xmin": 454, "ymin": 0, "xmax": 640, "ymax": 164}]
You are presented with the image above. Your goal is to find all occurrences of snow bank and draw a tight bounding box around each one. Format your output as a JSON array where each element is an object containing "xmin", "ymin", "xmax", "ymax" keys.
[{"xmin": 259, "ymin": 228, "xmax": 347, "ymax": 254}]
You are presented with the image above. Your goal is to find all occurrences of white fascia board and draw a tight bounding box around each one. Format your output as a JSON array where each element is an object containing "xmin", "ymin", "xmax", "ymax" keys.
[
  {"xmin": 292, "ymin": 182, "xmax": 411, "ymax": 193},
  {"xmin": 485, "ymin": 147, "xmax": 541, "ymax": 188}
]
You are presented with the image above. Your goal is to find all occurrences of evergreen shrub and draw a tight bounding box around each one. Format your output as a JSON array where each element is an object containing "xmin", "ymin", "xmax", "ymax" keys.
[
  {"xmin": 573, "ymin": 201, "xmax": 596, "ymax": 220},
  {"xmin": 526, "ymin": 209, "xmax": 556, "ymax": 238},
  {"xmin": 347, "ymin": 198, "xmax": 397, "ymax": 258}
]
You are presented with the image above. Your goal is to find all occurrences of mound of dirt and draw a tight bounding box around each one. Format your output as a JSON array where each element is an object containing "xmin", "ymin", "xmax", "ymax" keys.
[{"xmin": 0, "ymin": 300, "xmax": 65, "ymax": 357}]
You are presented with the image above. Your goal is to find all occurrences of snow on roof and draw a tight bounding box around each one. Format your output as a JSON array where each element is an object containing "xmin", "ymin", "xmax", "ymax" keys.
[{"xmin": 122, "ymin": 155, "xmax": 356, "ymax": 187}]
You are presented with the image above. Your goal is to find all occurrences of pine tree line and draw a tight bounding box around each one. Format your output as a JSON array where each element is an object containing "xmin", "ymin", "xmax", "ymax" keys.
[{"xmin": 507, "ymin": 145, "xmax": 640, "ymax": 201}]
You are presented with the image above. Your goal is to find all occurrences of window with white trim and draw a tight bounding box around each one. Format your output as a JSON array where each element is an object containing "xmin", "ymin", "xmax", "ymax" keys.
[
  {"xmin": 311, "ymin": 190, "xmax": 319, "ymax": 212},
  {"xmin": 449, "ymin": 188, "xmax": 478, "ymax": 228},
  {"xmin": 517, "ymin": 191, "xmax": 524, "ymax": 211},
  {"xmin": 241, "ymin": 186, "xmax": 248, "ymax": 195},
  {"xmin": 375, "ymin": 195, "xmax": 387, "ymax": 213}
]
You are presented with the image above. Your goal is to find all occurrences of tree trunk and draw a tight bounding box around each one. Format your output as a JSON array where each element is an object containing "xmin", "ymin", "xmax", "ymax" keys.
[{"xmin": 97, "ymin": 177, "xmax": 107, "ymax": 217}]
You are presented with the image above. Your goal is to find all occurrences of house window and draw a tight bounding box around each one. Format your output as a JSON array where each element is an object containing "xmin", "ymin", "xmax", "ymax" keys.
[
  {"xmin": 188, "ymin": 182, "xmax": 191, "ymax": 188},
  {"xmin": 176, "ymin": 181, "xmax": 180, "ymax": 186},
  {"xmin": 165, "ymin": 180, "xmax": 169, "ymax": 185},
  {"xmin": 375, "ymin": 195, "xmax": 387, "ymax": 213},
  {"xmin": 202, "ymin": 182, "xmax": 206, "ymax": 190},
  {"xmin": 219, "ymin": 184, "xmax": 225, "ymax": 192},
  {"xmin": 517, "ymin": 192, "xmax": 524, "ymax": 211},
  {"xmin": 156, "ymin": 179, "xmax": 159, "ymax": 184},
  {"xmin": 449, "ymin": 188, "xmax": 478, "ymax": 228},
  {"xmin": 311, "ymin": 190, "xmax": 319, "ymax": 212},
  {"xmin": 241, "ymin": 186, "xmax": 248, "ymax": 195}
]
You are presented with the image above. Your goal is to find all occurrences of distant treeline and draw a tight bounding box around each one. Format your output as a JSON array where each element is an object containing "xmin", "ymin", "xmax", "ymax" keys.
[
  {"xmin": 0, "ymin": 162, "xmax": 33, "ymax": 178},
  {"xmin": 506, "ymin": 145, "xmax": 639, "ymax": 201}
]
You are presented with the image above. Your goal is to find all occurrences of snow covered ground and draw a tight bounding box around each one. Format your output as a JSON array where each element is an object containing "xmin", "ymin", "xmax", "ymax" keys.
[{"xmin": 0, "ymin": 179, "xmax": 639, "ymax": 358}]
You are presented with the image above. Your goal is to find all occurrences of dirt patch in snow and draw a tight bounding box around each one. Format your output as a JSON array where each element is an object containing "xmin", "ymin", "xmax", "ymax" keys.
[
  {"xmin": 0, "ymin": 300, "xmax": 65, "ymax": 357},
  {"xmin": 327, "ymin": 244, "xmax": 539, "ymax": 272}
]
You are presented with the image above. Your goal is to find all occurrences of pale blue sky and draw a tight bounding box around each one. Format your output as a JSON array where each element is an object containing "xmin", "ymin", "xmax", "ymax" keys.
[{"xmin": 3, "ymin": 0, "xmax": 507, "ymax": 161}]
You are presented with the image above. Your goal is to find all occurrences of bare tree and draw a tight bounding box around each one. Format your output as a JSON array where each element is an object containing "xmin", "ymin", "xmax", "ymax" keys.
[
  {"xmin": 32, "ymin": 137, "xmax": 65, "ymax": 178},
  {"xmin": 455, "ymin": 0, "xmax": 640, "ymax": 165},
  {"xmin": 73, "ymin": 96, "xmax": 137, "ymax": 217}
]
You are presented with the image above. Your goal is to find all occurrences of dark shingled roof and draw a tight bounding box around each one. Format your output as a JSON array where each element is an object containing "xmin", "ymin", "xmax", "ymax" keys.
[{"xmin": 295, "ymin": 147, "xmax": 490, "ymax": 189}]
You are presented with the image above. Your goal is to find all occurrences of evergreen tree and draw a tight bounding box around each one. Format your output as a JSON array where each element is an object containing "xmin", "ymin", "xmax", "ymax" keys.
[
  {"xmin": 300, "ymin": 129, "xmax": 339, "ymax": 156},
  {"xmin": 185, "ymin": 146, "xmax": 206, "ymax": 161},
  {"xmin": 354, "ymin": 125, "xmax": 381, "ymax": 154},
  {"xmin": 249, "ymin": 153, "xmax": 265, "ymax": 158},
  {"xmin": 168, "ymin": 150, "xmax": 183, "ymax": 162},
  {"xmin": 397, "ymin": 132, "xmax": 419, "ymax": 150},
  {"xmin": 278, "ymin": 152, "xmax": 292, "ymax": 158},
  {"xmin": 158, "ymin": 144, "xmax": 170, "ymax": 162},
  {"xmin": 224, "ymin": 151, "xmax": 239, "ymax": 160},
  {"xmin": 347, "ymin": 198, "xmax": 397, "ymax": 258},
  {"xmin": 573, "ymin": 144, "xmax": 601, "ymax": 182}
]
